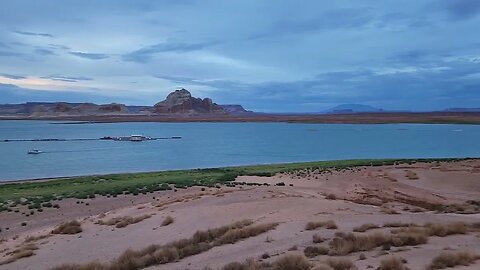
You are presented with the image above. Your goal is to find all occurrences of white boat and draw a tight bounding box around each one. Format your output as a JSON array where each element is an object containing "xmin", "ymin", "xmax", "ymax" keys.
[{"xmin": 27, "ymin": 149, "xmax": 43, "ymax": 154}]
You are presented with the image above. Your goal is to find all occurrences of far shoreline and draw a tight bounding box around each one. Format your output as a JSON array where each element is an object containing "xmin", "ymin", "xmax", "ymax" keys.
[{"xmin": 1, "ymin": 111, "xmax": 480, "ymax": 125}]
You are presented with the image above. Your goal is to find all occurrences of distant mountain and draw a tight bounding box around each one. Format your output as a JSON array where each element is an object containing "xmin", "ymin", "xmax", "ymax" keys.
[
  {"xmin": 326, "ymin": 104, "xmax": 383, "ymax": 114},
  {"xmin": 0, "ymin": 102, "xmax": 134, "ymax": 116},
  {"xmin": 444, "ymin": 108, "xmax": 480, "ymax": 112},
  {"xmin": 0, "ymin": 88, "xmax": 250, "ymax": 117},
  {"xmin": 219, "ymin": 105, "xmax": 252, "ymax": 115}
]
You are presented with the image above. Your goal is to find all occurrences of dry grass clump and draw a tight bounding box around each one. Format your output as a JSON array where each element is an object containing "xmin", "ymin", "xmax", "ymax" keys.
[
  {"xmin": 320, "ymin": 258, "xmax": 356, "ymax": 270},
  {"xmin": 424, "ymin": 222, "xmax": 467, "ymax": 236},
  {"xmin": 312, "ymin": 233, "xmax": 325, "ymax": 243},
  {"xmin": 405, "ymin": 170, "xmax": 419, "ymax": 180},
  {"xmin": 97, "ymin": 214, "xmax": 152, "ymax": 228},
  {"xmin": 24, "ymin": 234, "xmax": 50, "ymax": 243},
  {"xmin": 51, "ymin": 220, "xmax": 278, "ymax": 270},
  {"xmin": 381, "ymin": 206, "xmax": 399, "ymax": 215},
  {"xmin": 312, "ymin": 266, "xmax": 334, "ymax": 270},
  {"xmin": 383, "ymin": 222, "xmax": 418, "ymax": 228},
  {"xmin": 439, "ymin": 203, "xmax": 480, "ymax": 214},
  {"xmin": 306, "ymin": 220, "xmax": 337, "ymax": 230},
  {"xmin": 325, "ymin": 193, "xmax": 337, "ymax": 200},
  {"xmin": 0, "ymin": 243, "xmax": 38, "ymax": 265},
  {"xmin": 304, "ymin": 246, "xmax": 329, "ymax": 257},
  {"xmin": 426, "ymin": 251, "xmax": 478, "ymax": 269},
  {"xmin": 218, "ymin": 254, "xmax": 311, "ymax": 270},
  {"xmin": 390, "ymin": 222, "xmax": 468, "ymax": 238},
  {"xmin": 51, "ymin": 220, "xmax": 82, "ymax": 234},
  {"xmin": 220, "ymin": 259, "xmax": 269, "ymax": 270},
  {"xmin": 274, "ymin": 254, "xmax": 312, "ymax": 270},
  {"xmin": 161, "ymin": 216, "xmax": 174, "ymax": 226},
  {"xmin": 378, "ymin": 256, "xmax": 408, "ymax": 270},
  {"xmin": 352, "ymin": 223, "xmax": 380, "ymax": 232},
  {"xmin": 328, "ymin": 230, "xmax": 427, "ymax": 256}
]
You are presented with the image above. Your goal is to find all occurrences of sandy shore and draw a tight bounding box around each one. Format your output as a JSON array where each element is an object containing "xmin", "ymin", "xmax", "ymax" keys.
[{"xmin": 1, "ymin": 160, "xmax": 479, "ymax": 270}]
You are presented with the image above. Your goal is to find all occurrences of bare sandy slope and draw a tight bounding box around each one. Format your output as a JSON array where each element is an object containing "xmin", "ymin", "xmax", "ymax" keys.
[{"xmin": 1, "ymin": 160, "xmax": 480, "ymax": 270}]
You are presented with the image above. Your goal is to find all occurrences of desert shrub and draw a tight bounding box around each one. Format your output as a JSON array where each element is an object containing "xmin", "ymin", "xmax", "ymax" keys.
[
  {"xmin": 323, "ymin": 258, "xmax": 356, "ymax": 270},
  {"xmin": 24, "ymin": 234, "xmax": 49, "ymax": 243},
  {"xmin": 218, "ymin": 255, "xmax": 310, "ymax": 270},
  {"xmin": 306, "ymin": 220, "xmax": 337, "ymax": 230},
  {"xmin": 312, "ymin": 233, "xmax": 325, "ymax": 243},
  {"xmin": 378, "ymin": 256, "xmax": 408, "ymax": 270},
  {"xmin": 329, "ymin": 230, "xmax": 427, "ymax": 256},
  {"xmin": 97, "ymin": 214, "xmax": 152, "ymax": 228},
  {"xmin": 390, "ymin": 222, "xmax": 469, "ymax": 239},
  {"xmin": 405, "ymin": 170, "xmax": 419, "ymax": 180},
  {"xmin": 353, "ymin": 223, "xmax": 379, "ymax": 232},
  {"xmin": 273, "ymin": 255, "xmax": 311, "ymax": 270},
  {"xmin": 383, "ymin": 222, "xmax": 418, "ymax": 228},
  {"xmin": 381, "ymin": 207, "xmax": 399, "ymax": 215},
  {"xmin": 51, "ymin": 220, "xmax": 82, "ymax": 234},
  {"xmin": 424, "ymin": 222, "xmax": 467, "ymax": 236},
  {"xmin": 426, "ymin": 251, "xmax": 478, "ymax": 269},
  {"xmin": 0, "ymin": 243, "xmax": 38, "ymax": 265},
  {"xmin": 51, "ymin": 220, "xmax": 277, "ymax": 270},
  {"xmin": 221, "ymin": 259, "xmax": 263, "ymax": 270},
  {"xmin": 325, "ymin": 193, "xmax": 337, "ymax": 200},
  {"xmin": 304, "ymin": 246, "xmax": 329, "ymax": 257},
  {"xmin": 311, "ymin": 265, "xmax": 334, "ymax": 270},
  {"xmin": 161, "ymin": 216, "xmax": 174, "ymax": 226}
]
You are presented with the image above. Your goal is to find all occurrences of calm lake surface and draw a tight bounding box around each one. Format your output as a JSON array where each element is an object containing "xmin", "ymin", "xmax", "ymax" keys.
[{"xmin": 1, "ymin": 120, "xmax": 479, "ymax": 181}]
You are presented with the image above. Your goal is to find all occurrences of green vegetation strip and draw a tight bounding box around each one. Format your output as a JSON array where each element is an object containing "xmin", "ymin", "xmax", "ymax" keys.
[{"xmin": 0, "ymin": 158, "xmax": 468, "ymax": 211}]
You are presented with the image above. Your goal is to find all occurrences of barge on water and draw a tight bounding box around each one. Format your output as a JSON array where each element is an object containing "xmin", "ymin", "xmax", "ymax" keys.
[{"xmin": 101, "ymin": 135, "xmax": 153, "ymax": 141}]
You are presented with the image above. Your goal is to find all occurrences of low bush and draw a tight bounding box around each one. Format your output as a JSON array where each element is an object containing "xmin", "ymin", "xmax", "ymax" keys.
[
  {"xmin": 51, "ymin": 220, "xmax": 278, "ymax": 270},
  {"xmin": 161, "ymin": 216, "xmax": 174, "ymax": 226},
  {"xmin": 352, "ymin": 223, "xmax": 379, "ymax": 232},
  {"xmin": 312, "ymin": 233, "xmax": 325, "ymax": 243},
  {"xmin": 51, "ymin": 220, "xmax": 82, "ymax": 234},
  {"xmin": 0, "ymin": 243, "xmax": 38, "ymax": 265},
  {"xmin": 306, "ymin": 220, "xmax": 337, "ymax": 230},
  {"xmin": 426, "ymin": 251, "xmax": 478, "ymax": 269},
  {"xmin": 304, "ymin": 246, "xmax": 329, "ymax": 257},
  {"xmin": 329, "ymin": 230, "xmax": 427, "ymax": 256},
  {"xmin": 378, "ymin": 256, "xmax": 408, "ymax": 270},
  {"xmin": 322, "ymin": 258, "xmax": 356, "ymax": 270},
  {"xmin": 97, "ymin": 215, "xmax": 152, "ymax": 228}
]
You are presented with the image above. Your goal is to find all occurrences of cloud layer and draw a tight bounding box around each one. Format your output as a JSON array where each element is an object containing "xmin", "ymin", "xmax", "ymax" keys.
[{"xmin": 0, "ymin": 0, "xmax": 479, "ymax": 111}]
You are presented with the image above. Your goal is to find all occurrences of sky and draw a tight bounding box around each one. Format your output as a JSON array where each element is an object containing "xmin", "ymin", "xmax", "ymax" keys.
[{"xmin": 0, "ymin": 0, "xmax": 479, "ymax": 112}]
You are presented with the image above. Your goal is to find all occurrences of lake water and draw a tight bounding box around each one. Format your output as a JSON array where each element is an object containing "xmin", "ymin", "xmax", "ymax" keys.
[{"xmin": 0, "ymin": 120, "xmax": 479, "ymax": 181}]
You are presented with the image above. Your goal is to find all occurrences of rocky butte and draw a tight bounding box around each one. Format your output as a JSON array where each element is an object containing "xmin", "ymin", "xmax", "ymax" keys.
[{"xmin": 154, "ymin": 88, "xmax": 225, "ymax": 114}]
